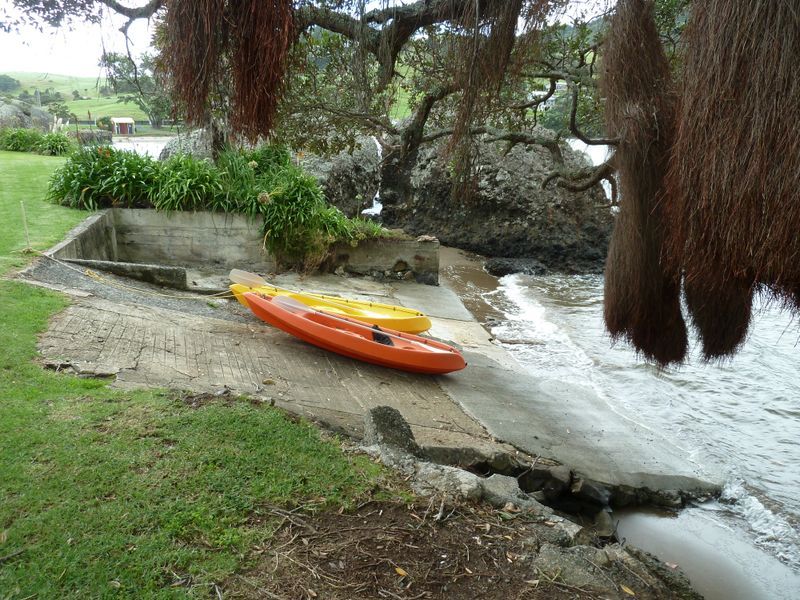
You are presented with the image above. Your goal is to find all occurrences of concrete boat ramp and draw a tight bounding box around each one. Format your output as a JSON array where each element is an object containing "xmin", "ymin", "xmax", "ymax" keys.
[{"xmin": 19, "ymin": 252, "xmax": 722, "ymax": 507}]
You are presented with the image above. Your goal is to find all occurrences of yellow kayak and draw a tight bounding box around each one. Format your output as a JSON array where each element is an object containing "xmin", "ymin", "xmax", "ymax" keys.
[{"xmin": 229, "ymin": 283, "xmax": 432, "ymax": 334}]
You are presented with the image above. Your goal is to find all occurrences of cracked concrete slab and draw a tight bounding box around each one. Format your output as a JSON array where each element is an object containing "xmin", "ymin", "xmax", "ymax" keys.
[{"xmin": 38, "ymin": 295, "xmax": 487, "ymax": 449}]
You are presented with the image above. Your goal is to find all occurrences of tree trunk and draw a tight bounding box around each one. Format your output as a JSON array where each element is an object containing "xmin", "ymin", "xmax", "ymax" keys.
[{"xmin": 378, "ymin": 122, "xmax": 427, "ymax": 226}]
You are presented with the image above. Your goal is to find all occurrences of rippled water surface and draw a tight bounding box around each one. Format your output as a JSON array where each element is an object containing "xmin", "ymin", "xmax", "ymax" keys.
[{"xmin": 485, "ymin": 273, "xmax": 800, "ymax": 571}]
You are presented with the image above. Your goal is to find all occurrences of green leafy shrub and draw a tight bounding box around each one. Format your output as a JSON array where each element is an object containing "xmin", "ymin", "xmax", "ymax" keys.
[
  {"xmin": 152, "ymin": 154, "xmax": 224, "ymax": 212},
  {"xmin": 37, "ymin": 132, "xmax": 74, "ymax": 156},
  {"xmin": 216, "ymin": 149, "xmax": 260, "ymax": 214},
  {"xmin": 0, "ymin": 128, "xmax": 44, "ymax": 152},
  {"xmin": 259, "ymin": 165, "xmax": 359, "ymax": 269},
  {"xmin": 47, "ymin": 146, "xmax": 160, "ymax": 210},
  {"xmin": 243, "ymin": 143, "xmax": 292, "ymax": 177},
  {"xmin": 95, "ymin": 116, "xmax": 113, "ymax": 131}
]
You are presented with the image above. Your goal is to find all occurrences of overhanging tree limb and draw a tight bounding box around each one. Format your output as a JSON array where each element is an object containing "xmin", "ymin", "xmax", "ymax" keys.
[{"xmin": 569, "ymin": 86, "xmax": 618, "ymax": 145}]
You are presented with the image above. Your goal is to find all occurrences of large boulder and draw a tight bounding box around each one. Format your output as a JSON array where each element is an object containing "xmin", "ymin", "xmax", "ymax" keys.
[
  {"xmin": 0, "ymin": 98, "xmax": 52, "ymax": 131},
  {"xmin": 158, "ymin": 128, "xmax": 214, "ymax": 161},
  {"xmin": 383, "ymin": 135, "xmax": 614, "ymax": 273},
  {"xmin": 300, "ymin": 136, "xmax": 380, "ymax": 218}
]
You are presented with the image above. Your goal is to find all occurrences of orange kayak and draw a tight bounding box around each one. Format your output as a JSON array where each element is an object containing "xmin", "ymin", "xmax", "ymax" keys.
[{"xmin": 243, "ymin": 292, "xmax": 466, "ymax": 374}]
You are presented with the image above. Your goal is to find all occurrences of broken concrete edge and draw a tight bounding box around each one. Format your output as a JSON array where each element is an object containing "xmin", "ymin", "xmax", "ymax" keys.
[
  {"xmin": 360, "ymin": 407, "xmax": 720, "ymax": 531},
  {"xmin": 457, "ymin": 429, "xmax": 720, "ymax": 511},
  {"xmin": 64, "ymin": 258, "xmax": 188, "ymax": 290},
  {"xmin": 362, "ymin": 407, "xmax": 582, "ymax": 536},
  {"xmin": 360, "ymin": 407, "xmax": 704, "ymax": 599}
]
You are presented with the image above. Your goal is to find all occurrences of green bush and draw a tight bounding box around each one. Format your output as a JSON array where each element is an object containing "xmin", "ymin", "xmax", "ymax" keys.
[
  {"xmin": 95, "ymin": 116, "xmax": 112, "ymax": 131},
  {"xmin": 243, "ymin": 143, "xmax": 292, "ymax": 177},
  {"xmin": 0, "ymin": 128, "xmax": 45, "ymax": 152},
  {"xmin": 47, "ymin": 146, "xmax": 160, "ymax": 210},
  {"xmin": 152, "ymin": 154, "xmax": 224, "ymax": 212},
  {"xmin": 216, "ymin": 149, "xmax": 260, "ymax": 214},
  {"xmin": 259, "ymin": 165, "xmax": 355, "ymax": 269},
  {"xmin": 37, "ymin": 132, "xmax": 74, "ymax": 156},
  {"xmin": 216, "ymin": 144, "xmax": 294, "ymax": 214}
]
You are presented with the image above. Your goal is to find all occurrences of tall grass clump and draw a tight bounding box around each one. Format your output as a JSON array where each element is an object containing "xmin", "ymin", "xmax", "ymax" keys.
[
  {"xmin": 259, "ymin": 164, "xmax": 352, "ymax": 269},
  {"xmin": 37, "ymin": 132, "xmax": 75, "ymax": 156},
  {"xmin": 245, "ymin": 143, "xmax": 291, "ymax": 177},
  {"xmin": 151, "ymin": 154, "xmax": 225, "ymax": 212},
  {"xmin": 0, "ymin": 128, "xmax": 45, "ymax": 152},
  {"xmin": 218, "ymin": 143, "xmax": 298, "ymax": 214},
  {"xmin": 217, "ymin": 149, "xmax": 260, "ymax": 213},
  {"xmin": 47, "ymin": 146, "xmax": 159, "ymax": 210}
]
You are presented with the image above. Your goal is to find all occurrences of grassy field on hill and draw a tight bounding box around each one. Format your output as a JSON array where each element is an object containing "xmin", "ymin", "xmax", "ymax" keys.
[
  {"xmin": 0, "ymin": 151, "xmax": 388, "ymax": 597},
  {"xmin": 4, "ymin": 71, "xmax": 149, "ymax": 121}
]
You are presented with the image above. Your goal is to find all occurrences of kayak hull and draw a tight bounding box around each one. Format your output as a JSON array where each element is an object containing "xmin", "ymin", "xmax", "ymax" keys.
[
  {"xmin": 243, "ymin": 292, "xmax": 466, "ymax": 374},
  {"xmin": 230, "ymin": 283, "xmax": 431, "ymax": 333}
]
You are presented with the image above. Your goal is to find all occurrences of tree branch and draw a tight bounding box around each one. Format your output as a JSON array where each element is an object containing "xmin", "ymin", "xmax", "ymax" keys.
[
  {"xmin": 419, "ymin": 125, "xmax": 565, "ymax": 167},
  {"xmin": 543, "ymin": 156, "xmax": 616, "ymax": 198},
  {"xmin": 298, "ymin": 0, "xmax": 510, "ymax": 88},
  {"xmin": 292, "ymin": 103, "xmax": 399, "ymax": 135},
  {"xmin": 99, "ymin": 0, "xmax": 162, "ymax": 20},
  {"xmin": 569, "ymin": 86, "xmax": 618, "ymax": 146},
  {"xmin": 511, "ymin": 78, "xmax": 557, "ymax": 111}
]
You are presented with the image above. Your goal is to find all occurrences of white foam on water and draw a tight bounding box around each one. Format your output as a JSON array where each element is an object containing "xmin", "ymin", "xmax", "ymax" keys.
[
  {"xmin": 720, "ymin": 479, "xmax": 800, "ymax": 569},
  {"xmin": 482, "ymin": 272, "xmax": 800, "ymax": 571}
]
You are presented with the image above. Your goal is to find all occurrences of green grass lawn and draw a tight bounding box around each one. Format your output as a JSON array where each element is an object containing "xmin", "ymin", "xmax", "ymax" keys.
[
  {"xmin": 0, "ymin": 151, "xmax": 387, "ymax": 598},
  {"xmin": 65, "ymin": 96, "xmax": 149, "ymax": 122},
  {"xmin": 5, "ymin": 71, "xmax": 150, "ymax": 121}
]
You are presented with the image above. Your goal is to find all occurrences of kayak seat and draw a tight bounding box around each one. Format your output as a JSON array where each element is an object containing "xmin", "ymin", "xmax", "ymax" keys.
[{"xmin": 372, "ymin": 325, "xmax": 394, "ymax": 346}]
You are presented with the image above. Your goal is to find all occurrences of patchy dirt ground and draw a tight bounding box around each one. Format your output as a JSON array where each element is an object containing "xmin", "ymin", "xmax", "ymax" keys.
[{"xmin": 224, "ymin": 501, "xmax": 700, "ymax": 600}]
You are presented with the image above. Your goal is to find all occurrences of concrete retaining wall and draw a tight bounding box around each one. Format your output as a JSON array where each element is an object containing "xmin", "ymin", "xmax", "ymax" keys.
[
  {"xmin": 47, "ymin": 210, "xmax": 117, "ymax": 262},
  {"xmin": 47, "ymin": 208, "xmax": 439, "ymax": 286},
  {"xmin": 113, "ymin": 209, "xmax": 275, "ymax": 273},
  {"xmin": 329, "ymin": 237, "xmax": 439, "ymax": 285}
]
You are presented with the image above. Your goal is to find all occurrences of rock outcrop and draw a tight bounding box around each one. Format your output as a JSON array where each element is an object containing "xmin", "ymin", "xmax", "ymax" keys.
[
  {"xmin": 0, "ymin": 98, "xmax": 52, "ymax": 131},
  {"xmin": 382, "ymin": 137, "xmax": 614, "ymax": 273},
  {"xmin": 299, "ymin": 136, "xmax": 380, "ymax": 218},
  {"xmin": 158, "ymin": 128, "xmax": 215, "ymax": 161}
]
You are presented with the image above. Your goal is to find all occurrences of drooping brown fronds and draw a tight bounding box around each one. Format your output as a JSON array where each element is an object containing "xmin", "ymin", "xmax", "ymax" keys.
[
  {"xmin": 666, "ymin": 0, "xmax": 800, "ymax": 358},
  {"xmin": 163, "ymin": 0, "xmax": 293, "ymax": 140},
  {"xmin": 163, "ymin": 0, "xmax": 227, "ymax": 125},
  {"xmin": 684, "ymin": 276, "xmax": 753, "ymax": 361},
  {"xmin": 228, "ymin": 0, "xmax": 294, "ymax": 140},
  {"xmin": 601, "ymin": 0, "xmax": 687, "ymax": 366},
  {"xmin": 448, "ymin": 0, "xmax": 556, "ymax": 202}
]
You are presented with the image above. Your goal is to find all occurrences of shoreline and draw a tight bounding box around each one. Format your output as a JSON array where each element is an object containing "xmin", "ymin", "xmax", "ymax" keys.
[{"xmin": 437, "ymin": 246, "xmax": 800, "ymax": 600}]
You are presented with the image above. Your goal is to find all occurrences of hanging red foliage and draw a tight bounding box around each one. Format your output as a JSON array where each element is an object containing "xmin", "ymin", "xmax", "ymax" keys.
[
  {"xmin": 163, "ymin": 0, "xmax": 293, "ymax": 140},
  {"xmin": 228, "ymin": 0, "xmax": 294, "ymax": 141},
  {"xmin": 601, "ymin": 0, "xmax": 687, "ymax": 366},
  {"xmin": 163, "ymin": 0, "xmax": 228, "ymax": 125},
  {"xmin": 665, "ymin": 0, "xmax": 800, "ymax": 359}
]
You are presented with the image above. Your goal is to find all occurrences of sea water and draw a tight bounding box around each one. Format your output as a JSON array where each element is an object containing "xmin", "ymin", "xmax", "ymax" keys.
[{"xmin": 485, "ymin": 272, "xmax": 800, "ymax": 598}]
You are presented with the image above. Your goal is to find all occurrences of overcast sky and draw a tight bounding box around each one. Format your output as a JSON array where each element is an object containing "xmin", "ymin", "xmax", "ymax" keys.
[
  {"xmin": 0, "ymin": 8, "xmax": 154, "ymax": 78},
  {"xmin": 0, "ymin": 0, "xmax": 610, "ymax": 79}
]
